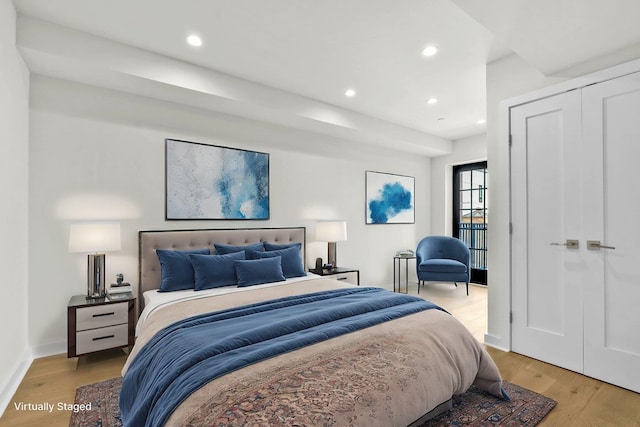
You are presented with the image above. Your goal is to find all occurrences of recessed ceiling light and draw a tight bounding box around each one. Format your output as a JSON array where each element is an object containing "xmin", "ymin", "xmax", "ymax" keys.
[
  {"xmin": 186, "ymin": 34, "xmax": 203, "ymax": 47},
  {"xmin": 426, "ymin": 97, "xmax": 438, "ymax": 105},
  {"xmin": 422, "ymin": 45, "xmax": 438, "ymax": 57},
  {"xmin": 477, "ymin": 119, "xmax": 486, "ymax": 124},
  {"xmin": 345, "ymin": 89, "xmax": 356, "ymax": 97}
]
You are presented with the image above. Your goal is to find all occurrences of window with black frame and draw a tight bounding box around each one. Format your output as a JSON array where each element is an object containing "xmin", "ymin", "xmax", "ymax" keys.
[{"xmin": 452, "ymin": 161, "xmax": 488, "ymax": 285}]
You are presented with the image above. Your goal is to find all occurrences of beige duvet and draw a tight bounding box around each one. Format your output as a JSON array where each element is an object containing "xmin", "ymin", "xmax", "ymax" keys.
[{"xmin": 123, "ymin": 279, "xmax": 504, "ymax": 426}]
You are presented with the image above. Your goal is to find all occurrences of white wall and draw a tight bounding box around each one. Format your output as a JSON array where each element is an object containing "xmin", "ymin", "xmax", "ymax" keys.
[
  {"xmin": 27, "ymin": 75, "xmax": 432, "ymax": 354},
  {"xmin": 484, "ymin": 53, "xmax": 569, "ymax": 349},
  {"xmin": 0, "ymin": 0, "xmax": 31, "ymax": 414},
  {"xmin": 430, "ymin": 134, "xmax": 486, "ymax": 236}
]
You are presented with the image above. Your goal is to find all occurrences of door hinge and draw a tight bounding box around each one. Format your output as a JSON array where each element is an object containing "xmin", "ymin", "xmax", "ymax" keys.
[
  {"xmin": 509, "ymin": 134, "xmax": 513, "ymax": 147},
  {"xmin": 510, "ymin": 312, "xmax": 513, "ymax": 324},
  {"xmin": 509, "ymin": 222, "xmax": 513, "ymax": 234}
]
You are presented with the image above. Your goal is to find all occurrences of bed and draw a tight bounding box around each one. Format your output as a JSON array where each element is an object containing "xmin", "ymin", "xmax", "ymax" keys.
[{"xmin": 121, "ymin": 227, "xmax": 506, "ymax": 426}]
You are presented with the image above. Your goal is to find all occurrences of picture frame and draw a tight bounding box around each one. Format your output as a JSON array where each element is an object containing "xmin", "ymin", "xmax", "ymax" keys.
[
  {"xmin": 165, "ymin": 139, "xmax": 269, "ymax": 220},
  {"xmin": 365, "ymin": 170, "xmax": 415, "ymax": 224}
]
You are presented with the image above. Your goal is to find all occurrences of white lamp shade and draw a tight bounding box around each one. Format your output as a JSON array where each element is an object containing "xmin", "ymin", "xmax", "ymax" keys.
[
  {"xmin": 69, "ymin": 222, "xmax": 121, "ymax": 253},
  {"xmin": 316, "ymin": 221, "xmax": 347, "ymax": 242}
]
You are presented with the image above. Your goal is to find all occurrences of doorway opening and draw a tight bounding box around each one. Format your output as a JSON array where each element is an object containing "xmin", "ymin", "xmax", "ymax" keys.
[{"xmin": 453, "ymin": 161, "xmax": 488, "ymax": 285}]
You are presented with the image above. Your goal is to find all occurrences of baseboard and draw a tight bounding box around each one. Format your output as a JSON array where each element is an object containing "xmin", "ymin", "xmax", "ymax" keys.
[
  {"xmin": 0, "ymin": 341, "xmax": 67, "ymax": 417},
  {"xmin": 0, "ymin": 348, "xmax": 33, "ymax": 418},
  {"xmin": 32, "ymin": 341, "xmax": 66, "ymax": 359},
  {"xmin": 483, "ymin": 333, "xmax": 510, "ymax": 352}
]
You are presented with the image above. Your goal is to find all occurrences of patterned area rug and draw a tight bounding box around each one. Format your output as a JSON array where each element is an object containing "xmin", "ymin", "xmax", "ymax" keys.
[
  {"xmin": 418, "ymin": 381, "xmax": 556, "ymax": 426},
  {"xmin": 69, "ymin": 377, "xmax": 122, "ymax": 427},
  {"xmin": 69, "ymin": 378, "xmax": 555, "ymax": 427}
]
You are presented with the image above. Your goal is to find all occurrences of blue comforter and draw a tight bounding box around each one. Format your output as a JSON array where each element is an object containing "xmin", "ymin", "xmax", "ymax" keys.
[{"xmin": 119, "ymin": 287, "xmax": 443, "ymax": 427}]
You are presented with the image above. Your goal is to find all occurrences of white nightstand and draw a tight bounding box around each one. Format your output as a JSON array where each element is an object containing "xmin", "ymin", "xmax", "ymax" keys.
[
  {"xmin": 309, "ymin": 267, "xmax": 360, "ymax": 286},
  {"xmin": 67, "ymin": 294, "xmax": 135, "ymax": 358}
]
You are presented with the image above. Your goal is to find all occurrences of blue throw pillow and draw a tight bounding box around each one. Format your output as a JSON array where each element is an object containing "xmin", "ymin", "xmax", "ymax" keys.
[
  {"xmin": 234, "ymin": 257, "xmax": 285, "ymax": 287},
  {"xmin": 214, "ymin": 242, "xmax": 264, "ymax": 257},
  {"xmin": 189, "ymin": 251, "xmax": 246, "ymax": 290},
  {"xmin": 156, "ymin": 248, "xmax": 210, "ymax": 292},
  {"xmin": 252, "ymin": 246, "xmax": 306, "ymax": 278},
  {"xmin": 264, "ymin": 242, "xmax": 302, "ymax": 251}
]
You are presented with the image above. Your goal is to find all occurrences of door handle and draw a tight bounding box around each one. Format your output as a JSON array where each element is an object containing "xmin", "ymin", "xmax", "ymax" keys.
[
  {"xmin": 587, "ymin": 240, "xmax": 615, "ymax": 250},
  {"xmin": 550, "ymin": 239, "xmax": 579, "ymax": 249}
]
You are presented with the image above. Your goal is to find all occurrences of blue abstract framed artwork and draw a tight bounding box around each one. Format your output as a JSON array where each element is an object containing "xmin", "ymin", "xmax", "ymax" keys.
[
  {"xmin": 165, "ymin": 139, "xmax": 269, "ymax": 220},
  {"xmin": 365, "ymin": 171, "xmax": 415, "ymax": 224}
]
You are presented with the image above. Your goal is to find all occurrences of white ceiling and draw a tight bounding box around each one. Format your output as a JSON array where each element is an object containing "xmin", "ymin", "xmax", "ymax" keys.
[{"xmin": 12, "ymin": 0, "xmax": 640, "ymax": 155}]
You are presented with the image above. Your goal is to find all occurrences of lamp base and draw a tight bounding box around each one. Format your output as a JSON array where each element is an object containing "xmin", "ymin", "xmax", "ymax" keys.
[
  {"xmin": 87, "ymin": 253, "xmax": 106, "ymax": 299},
  {"xmin": 327, "ymin": 242, "xmax": 337, "ymax": 268}
]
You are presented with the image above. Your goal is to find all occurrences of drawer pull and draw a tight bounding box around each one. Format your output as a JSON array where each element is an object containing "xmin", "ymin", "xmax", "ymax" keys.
[
  {"xmin": 92, "ymin": 312, "xmax": 115, "ymax": 318},
  {"xmin": 337, "ymin": 277, "xmax": 348, "ymax": 281},
  {"xmin": 93, "ymin": 334, "xmax": 115, "ymax": 341}
]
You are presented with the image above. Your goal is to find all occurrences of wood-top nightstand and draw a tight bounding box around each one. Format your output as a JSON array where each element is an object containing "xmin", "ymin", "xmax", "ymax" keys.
[
  {"xmin": 67, "ymin": 293, "xmax": 135, "ymax": 358},
  {"xmin": 309, "ymin": 267, "xmax": 360, "ymax": 286}
]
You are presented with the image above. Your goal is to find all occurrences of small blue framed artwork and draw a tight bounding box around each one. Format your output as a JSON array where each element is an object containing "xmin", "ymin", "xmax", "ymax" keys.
[
  {"xmin": 365, "ymin": 171, "xmax": 415, "ymax": 224},
  {"xmin": 165, "ymin": 139, "xmax": 269, "ymax": 220}
]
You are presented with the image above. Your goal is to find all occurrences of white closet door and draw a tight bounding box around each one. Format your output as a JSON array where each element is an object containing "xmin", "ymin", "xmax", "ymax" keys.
[
  {"xmin": 582, "ymin": 72, "xmax": 640, "ymax": 392},
  {"xmin": 510, "ymin": 90, "xmax": 584, "ymax": 372}
]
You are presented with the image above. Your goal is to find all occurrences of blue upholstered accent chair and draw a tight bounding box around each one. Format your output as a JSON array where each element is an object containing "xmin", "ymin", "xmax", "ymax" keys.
[{"xmin": 416, "ymin": 236, "xmax": 470, "ymax": 295}]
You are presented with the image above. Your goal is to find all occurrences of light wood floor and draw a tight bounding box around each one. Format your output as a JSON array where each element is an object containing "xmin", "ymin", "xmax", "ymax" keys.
[
  {"xmin": 2, "ymin": 283, "xmax": 639, "ymax": 426},
  {"xmin": 0, "ymin": 349, "xmax": 127, "ymax": 427}
]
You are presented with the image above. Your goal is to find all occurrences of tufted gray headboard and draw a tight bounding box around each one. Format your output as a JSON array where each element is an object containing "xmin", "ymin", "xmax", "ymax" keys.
[{"xmin": 138, "ymin": 227, "xmax": 306, "ymax": 311}]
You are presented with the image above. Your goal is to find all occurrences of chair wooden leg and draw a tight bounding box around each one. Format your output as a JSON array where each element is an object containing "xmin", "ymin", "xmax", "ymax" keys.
[
  {"xmin": 466, "ymin": 282, "xmax": 469, "ymax": 296},
  {"xmin": 454, "ymin": 282, "xmax": 458, "ymax": 287}
]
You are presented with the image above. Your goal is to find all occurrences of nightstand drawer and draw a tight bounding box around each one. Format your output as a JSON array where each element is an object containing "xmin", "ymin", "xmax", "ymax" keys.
[
  {"xmin": 333, "ymin": 272, "xmax": 359, "ymax": 285},
  {"xmin": 76, "ymin": 302, "xmax": 128, "ymax": 331},
  {"xmin": 310, "ymin": 267, "xmax": 360, "ymax": 286},
  {"xmin": 76, "ymin": 324, "xmax": 129, "ymax": 355}
]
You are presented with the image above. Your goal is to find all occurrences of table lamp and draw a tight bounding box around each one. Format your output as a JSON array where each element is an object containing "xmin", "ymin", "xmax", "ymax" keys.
[
  {"xmin": 69, "ymin": 222, "xmax": 121, "ymax": 299},
  {"xmin": 316, "ymin": 221, "xmax": 347, "ymax": 269}
]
